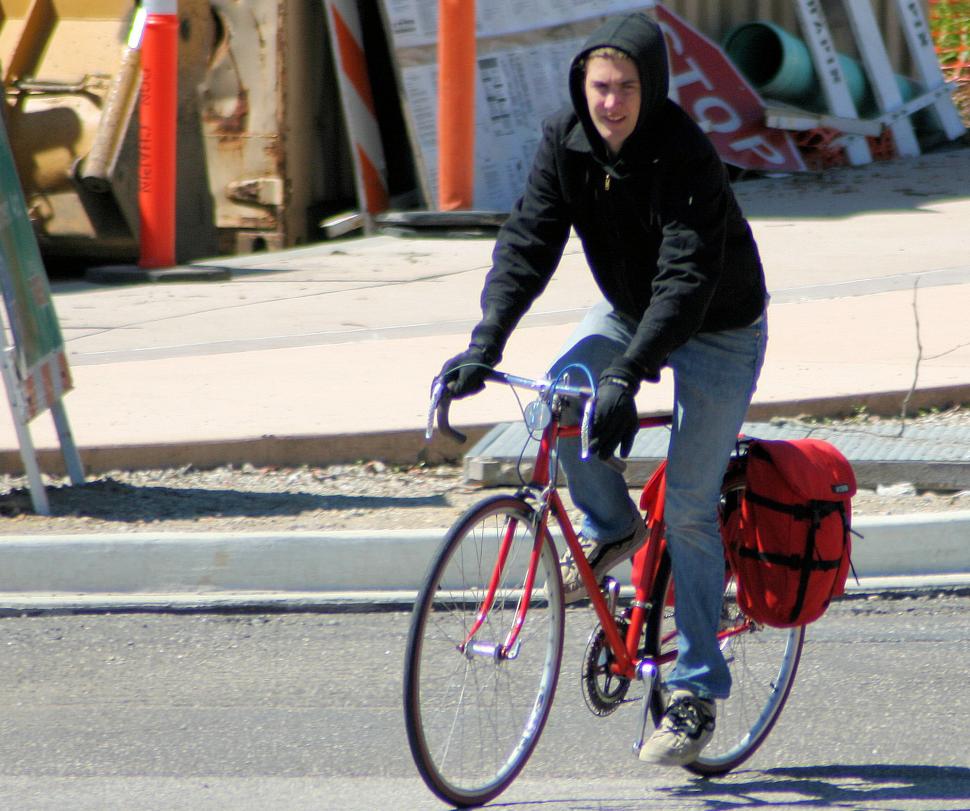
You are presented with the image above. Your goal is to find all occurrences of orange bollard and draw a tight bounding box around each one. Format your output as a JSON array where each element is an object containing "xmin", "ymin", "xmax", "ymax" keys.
[
  {"xmin": 437, "ymin": 0, "xmax": 475, "ymax": 210},
  {"xmin": 139, "ymin": 0, "xmax": 178, "ymax": 268}
]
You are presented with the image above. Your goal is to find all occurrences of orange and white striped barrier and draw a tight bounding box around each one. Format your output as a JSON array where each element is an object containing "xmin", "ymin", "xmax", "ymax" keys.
[
  {"xmin": 325, "ymin": 0, "xmax": 389, "ymax": 216},
  {"xmin": 437, "ymin": 0, "xmax": 476, "ymax": 210},
  {"xmin": 139, "ymin": 0, "xmax": 178, "ymax": 268}
]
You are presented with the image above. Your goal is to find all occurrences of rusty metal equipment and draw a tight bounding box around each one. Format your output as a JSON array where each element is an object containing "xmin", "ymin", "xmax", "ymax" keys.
[{"xmin": 0, "ymin": 0, "xmax": 343, "ymax": 266}]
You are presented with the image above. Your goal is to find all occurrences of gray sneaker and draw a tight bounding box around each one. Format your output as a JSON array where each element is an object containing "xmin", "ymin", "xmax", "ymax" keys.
[
  {"xmin": 638, "ymin": 690, "xmax": 716, "ymax": 766},
  {"xmin": 559, "ymin": 520, "xmax": 648, "ymax": 605}
]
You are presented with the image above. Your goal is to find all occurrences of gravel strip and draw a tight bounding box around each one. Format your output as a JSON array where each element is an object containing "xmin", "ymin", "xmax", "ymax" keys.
[{"xmin": 1, "ymin": 407, "xmax": 968, "ymax": 535}]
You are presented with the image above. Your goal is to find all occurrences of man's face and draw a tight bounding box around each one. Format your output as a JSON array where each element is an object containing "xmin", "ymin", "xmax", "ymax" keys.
[{"xmin": 584, "ymin": 55, "xmax": 641, "ymax": 154}]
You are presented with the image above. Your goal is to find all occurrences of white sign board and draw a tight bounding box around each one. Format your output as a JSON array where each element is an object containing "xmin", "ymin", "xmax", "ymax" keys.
[
  {"xmin": 380, "ymin": 1, "xmax": 805, "ymax": 211},
  {"xmin": 0, "ymin": 116, "xmax": 83, "ymax": 513},
  {"xmin": 382, "ymin": 1, "xmax": 656, "ymax": 210},
  {"xmin": 382, "ymin": 0, "xmax": 653, "ymax": 46}
]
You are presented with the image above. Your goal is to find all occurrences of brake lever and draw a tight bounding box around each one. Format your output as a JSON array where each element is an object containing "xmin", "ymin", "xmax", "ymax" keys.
[
  {"xmin": 426, "ymin": 380, "xmax": 444, "ymax": 441},
  {"xmin": 426, "ymin": 379, "xmax": 467, "ymax": 444},
  {"xmin": 579, "ymin": 390, "xmax": 625, "ymax": 471},
  {"xmin": 580, "ymin": 396, "xmax": 594, "ymax": 460}
]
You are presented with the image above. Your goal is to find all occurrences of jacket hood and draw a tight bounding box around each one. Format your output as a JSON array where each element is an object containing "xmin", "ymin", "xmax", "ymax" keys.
[{"xmin": 568, "ymin": 12, "xmax": 670, "ymax": 171}]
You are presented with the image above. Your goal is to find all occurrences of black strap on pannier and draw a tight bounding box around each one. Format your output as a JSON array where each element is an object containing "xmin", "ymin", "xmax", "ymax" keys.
[
  {"xmin": 745, "ymin": 489, "xmax": 844, "ymax": 522},
  {"xmin": 743, "ymin": 489, "xmax": 849, "ymax": 624}
]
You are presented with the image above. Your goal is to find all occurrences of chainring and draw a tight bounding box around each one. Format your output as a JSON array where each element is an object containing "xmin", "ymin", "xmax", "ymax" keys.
[{"xmin": 581, "ymin": 619, "xmax": 632, "ymax": 717}]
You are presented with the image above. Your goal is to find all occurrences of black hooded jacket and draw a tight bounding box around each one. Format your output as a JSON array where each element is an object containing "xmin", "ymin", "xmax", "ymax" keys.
[{"xmin": 474, "ymin": 12, "xmax": 767, "ymax": 379}]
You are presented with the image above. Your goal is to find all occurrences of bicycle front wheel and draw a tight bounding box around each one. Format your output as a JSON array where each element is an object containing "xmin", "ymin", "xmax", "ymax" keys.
[
  {"xmin": 403, "ymin": 495, "xmax": 565, "ymax": 807},
  {"xmin": 645, "ymin": 477, "xmax": 804, "ymax": 776}
]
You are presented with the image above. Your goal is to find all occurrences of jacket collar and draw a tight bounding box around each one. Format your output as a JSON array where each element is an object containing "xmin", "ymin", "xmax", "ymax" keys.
[
  {"xmin": 564, "ymin": 120, "xmax": 593, "ymax": 154},
  {"xmin": 564, "ymin": 117, "xmax": 661, "ymax": 179}
]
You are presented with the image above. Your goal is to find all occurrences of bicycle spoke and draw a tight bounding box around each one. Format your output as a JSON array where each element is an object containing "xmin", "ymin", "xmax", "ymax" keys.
[
  {"xmin": 644, "ymin": 476, "xmax": 804, "ymax": 775},
  {"xmin": 404, "ymin": 497, "xmax": 565, "ymax": 807}
]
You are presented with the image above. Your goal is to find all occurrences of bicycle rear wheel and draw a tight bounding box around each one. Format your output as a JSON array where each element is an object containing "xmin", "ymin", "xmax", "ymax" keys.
[
  {"xmin": 645, "ymin": 476, "xmax": 804, "ymax": 776},
  {"xmin": 403, "ymin": 495, "xmax": 565, "ymax": 807}
]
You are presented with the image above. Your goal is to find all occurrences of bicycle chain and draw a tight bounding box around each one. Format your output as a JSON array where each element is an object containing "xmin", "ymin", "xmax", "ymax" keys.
[{"xmin": 581, "ymin": 618, "xmax": 633, "ymax": 717}]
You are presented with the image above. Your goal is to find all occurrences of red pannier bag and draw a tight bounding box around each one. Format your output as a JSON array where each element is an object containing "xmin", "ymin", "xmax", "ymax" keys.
[{"xmin": 728, "ymin": 438, "xmax": 857, "ymax": 628}]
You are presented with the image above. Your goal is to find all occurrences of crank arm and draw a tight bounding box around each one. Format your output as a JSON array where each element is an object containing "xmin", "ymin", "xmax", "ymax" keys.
[{"xmin": 632, "ymin": 661, "xmax": 658, "ymax": 756}]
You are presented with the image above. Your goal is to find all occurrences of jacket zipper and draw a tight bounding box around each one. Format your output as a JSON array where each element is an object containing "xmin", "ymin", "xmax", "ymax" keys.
[{"xmin": 604, "ymin": 172, "xmax": 611, "ymax": 191}]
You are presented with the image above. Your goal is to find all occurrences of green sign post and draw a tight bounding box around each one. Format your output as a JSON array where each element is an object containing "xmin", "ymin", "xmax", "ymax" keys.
[{"xmin": 0, "ymin": 114, "xmax": 83, "ymax": 513}]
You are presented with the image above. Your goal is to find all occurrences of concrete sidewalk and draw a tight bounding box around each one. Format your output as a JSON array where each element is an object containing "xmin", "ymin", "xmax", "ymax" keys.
[
  {"xmin": 2, "ymin": 147, "xmax": 969, "ymax": 474},
  {"xmin": 0, "ymin": 147, "xmax": 968, "ymax": 603}
]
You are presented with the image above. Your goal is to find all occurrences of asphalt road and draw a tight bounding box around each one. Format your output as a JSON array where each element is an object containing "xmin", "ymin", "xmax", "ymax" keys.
[{"xmin": 0, "ymin": 592, "xmax": 968, "ymax": 810}]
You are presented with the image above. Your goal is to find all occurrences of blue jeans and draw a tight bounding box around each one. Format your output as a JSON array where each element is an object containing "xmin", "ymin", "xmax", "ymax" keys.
[{"xmin": 549, "ymin": 300, "xmax": 767, "ymax": 699}]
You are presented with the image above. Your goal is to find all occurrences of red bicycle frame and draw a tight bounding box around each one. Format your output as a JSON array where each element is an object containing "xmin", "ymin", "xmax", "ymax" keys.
[{"xmin": 457, "ymin": 401, "xmax": 753, "ymax": 681}]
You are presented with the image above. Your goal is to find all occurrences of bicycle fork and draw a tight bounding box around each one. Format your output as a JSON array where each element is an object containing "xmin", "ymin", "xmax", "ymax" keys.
[{"xmin": 458, "ymin": 498, "xmax": 552, "ymax": 660}]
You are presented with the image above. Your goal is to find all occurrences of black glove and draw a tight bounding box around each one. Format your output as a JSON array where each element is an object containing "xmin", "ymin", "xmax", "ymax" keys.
[
  {"xmin": 437, "ymin": 322, "xmax": 505, "ymax": 399},
  {"xmin": 589, "ymin": 358, "xmax": 643, "ymax": 460},
  {"xmin": 438, "ymin": 345, "xmax": 498, "ymax": 398}
]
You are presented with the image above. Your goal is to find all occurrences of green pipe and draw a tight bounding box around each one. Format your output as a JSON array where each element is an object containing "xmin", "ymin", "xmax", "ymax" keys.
[
  {"xmin": 723, "ymin": 22, "xmax": 942, "ymax": 133},
  {"xmin": 723, "ymin": 21, "xmax": 871, "ymax": 114}
]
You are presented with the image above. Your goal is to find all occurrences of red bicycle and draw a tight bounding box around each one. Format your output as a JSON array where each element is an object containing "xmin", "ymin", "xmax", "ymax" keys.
[{"xmin": 404, "ymin": 369, "xmax": 804, "ymax": 808}]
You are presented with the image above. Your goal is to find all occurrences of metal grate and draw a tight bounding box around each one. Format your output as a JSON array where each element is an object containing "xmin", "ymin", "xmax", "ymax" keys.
[{"xmin": 464, "ymin": 419, "xmax": 970, "ymax": 490}]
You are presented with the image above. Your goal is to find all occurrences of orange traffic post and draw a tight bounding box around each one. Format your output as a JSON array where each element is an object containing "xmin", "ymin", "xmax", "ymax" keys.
[
  {"xmin": 139, "ymin": 0, "xmax": 178, "ymax": 268},
  {"xmin": 437, "ymin": 0, "xmax": 475, "ymax": 210}
]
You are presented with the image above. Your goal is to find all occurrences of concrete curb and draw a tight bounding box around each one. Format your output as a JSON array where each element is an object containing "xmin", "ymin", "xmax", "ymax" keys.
[
  {"xmin": 3, "ymin": 385, "xmax": 969, "ymax": 475},
  {"xmin": 2, "ymin": 575, "xmax": 970, "ymax": 616},
  {"xmin": 0, "ymin": 512, "xmax": 967, "ymax": 607}
]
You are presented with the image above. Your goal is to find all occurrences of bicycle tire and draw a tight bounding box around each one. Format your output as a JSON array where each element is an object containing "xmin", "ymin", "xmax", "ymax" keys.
[
  {"xmin": 644, "ymin": 475, "xmax": 804, "ymax": 776},
  {"xmin": 403, "ymin": 495, "xmax": 565, "ymax": 807}
]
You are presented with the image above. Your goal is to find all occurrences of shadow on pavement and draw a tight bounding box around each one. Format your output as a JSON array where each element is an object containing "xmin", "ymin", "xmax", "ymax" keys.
[
  {"xmin": 0, "ymin": 478, "xmax": 448, "ymax": 521},
  {"xmin": 668, "ymin": 763, "xmax": 970, "ymax": 807}
]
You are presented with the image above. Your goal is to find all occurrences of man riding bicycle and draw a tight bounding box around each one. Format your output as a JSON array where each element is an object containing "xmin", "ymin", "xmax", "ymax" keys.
[{"xmin": 438, "ymin": 11, "xmax": 767, "ymax": 766}]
